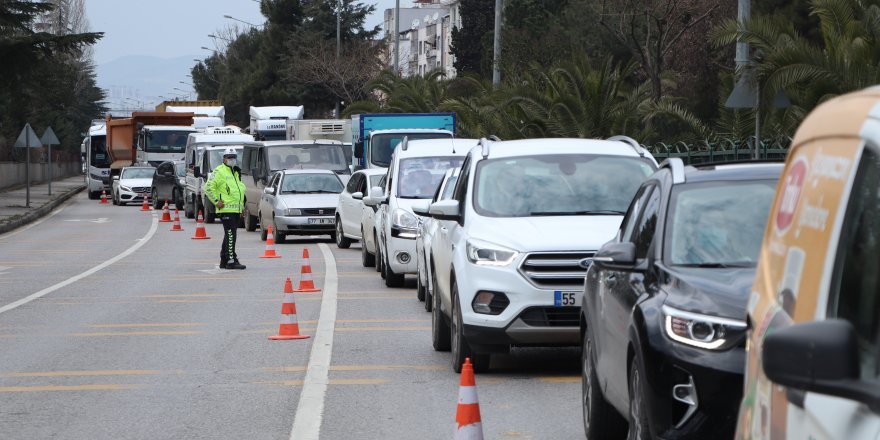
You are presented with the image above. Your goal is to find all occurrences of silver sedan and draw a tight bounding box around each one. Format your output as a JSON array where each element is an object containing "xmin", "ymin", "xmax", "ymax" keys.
[{"xmin": 257, "ymin": 169, "xmax": 343, "ymax": 243}]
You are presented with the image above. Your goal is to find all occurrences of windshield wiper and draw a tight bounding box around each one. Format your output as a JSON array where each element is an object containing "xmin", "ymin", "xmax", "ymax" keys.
[
  {"xmin": 301, "ymin": 190, "xmax": 339, "ymax": 194},
  {"xmin": 529, "ymin": 210, "xmax": 626, "ymax": 216},
  {"xmin": 675, "ymin": 262, "xmax": 754, "ymax": 268}
]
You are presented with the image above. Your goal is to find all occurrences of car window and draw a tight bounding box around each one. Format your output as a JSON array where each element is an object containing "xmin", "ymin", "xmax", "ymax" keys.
[
  {"xmin": 369, "ymin": 174, "xmax": 383, "ymax": 190},
  {"xmin": 454, "ymin": 157, "xmax": 471, "ymax": 204},
  {"xmin": 632, "ymin": 185, "xmax": 660, "ymax": 259},
  {"xmin": 440, "ymin": 175, "xmax": 458, "ymax": 201},
  {"xmin": 396, "ymin": 156, "xmax": 464, "ymax": 199},
  {"xmin": 346, "ymin": 173, "xmax": 361, "ymax": 194},
  {"xmin": 829, "ymin": 146, "xmax": 880, "ymax": 380},
  {"xmin": 620, "ymin": 186, "xmax": 650, "ymax": 242},
  {"xmin": 122, "ymin": 168, "xmax": 154, "ymax": 179}
]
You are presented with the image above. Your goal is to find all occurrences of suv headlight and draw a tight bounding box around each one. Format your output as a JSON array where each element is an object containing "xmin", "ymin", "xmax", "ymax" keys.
[
  {"xmin": 466, "ymin": 239, "xmax": 519, "ymax": 266},
  {"xmin": 392, "ymin": 208, "xmax": 418, "ymax": 229},
  {"xmin": 662, "ymin": 305, "xmax": 747, "ymax": 350},
  {"xmin": 285, "ymin": 208, "xmax": 302, "ymax": 216}
]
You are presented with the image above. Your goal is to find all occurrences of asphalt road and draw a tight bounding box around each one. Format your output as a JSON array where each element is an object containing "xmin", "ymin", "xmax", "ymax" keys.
[{"xmin": 0, "ymin": 194, "xmax": 583, "ymax": 440}]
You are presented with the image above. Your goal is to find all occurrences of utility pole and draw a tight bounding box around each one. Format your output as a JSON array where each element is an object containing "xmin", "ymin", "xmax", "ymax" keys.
[
  {"xmin": 394, "ymin": 0, "xmax": 400, "ymax": 75},
  {"xmin": 492, "ymin": 0, "xmax": 503, "ymax": 86},
  {"xmin": 336, "ymin": 0, "xmax": 342, "ymax": 117}
]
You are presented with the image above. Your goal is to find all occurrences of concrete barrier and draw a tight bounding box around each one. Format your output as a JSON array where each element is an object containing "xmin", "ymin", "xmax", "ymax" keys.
[{"xmin": 0, "ymin": 162, "xmax": 82, "ymax": 191}]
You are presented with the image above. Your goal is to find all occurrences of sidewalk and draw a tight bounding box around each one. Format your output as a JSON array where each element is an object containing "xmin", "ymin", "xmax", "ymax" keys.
[{"xmin": 0, "ymin": 175, "xmax": 86, "ymax": 234}]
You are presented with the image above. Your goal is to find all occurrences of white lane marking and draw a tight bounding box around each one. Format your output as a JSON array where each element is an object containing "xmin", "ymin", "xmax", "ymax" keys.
[
  {"xmin": 289, "ymin": 243, "xmax": 338, "ymax": 440},
  {"xmin": 0, "ymin": 214, "xmax": 159, "ymax": 315},
  {"xmin": 62, "ymin": 217, "xmax": 109, "ymax": 223},
  {"xmin": 0, "ymin": 193, "xmax": 76, "ymax": 240}
]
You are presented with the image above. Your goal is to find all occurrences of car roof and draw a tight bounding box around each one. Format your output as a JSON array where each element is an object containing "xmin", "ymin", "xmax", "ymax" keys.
[
  {"xmin": 279, "ymin": 169, "xmax": 337, "ymax": 175},
  {"xmin": 678, "ymin": 162, "xmax": 784, "ymax": 183},
  {"xmin": 470, "ymin": 138, "xmax": 653, "ymax": 160},
  {"xmin": 145, "ymin": 126, "xmax": 197, "ymax": 131},
  {"xmin": 251, "ymin": 140, "xmax": 343, "ymax": 147},
  {"xmin": 790, "ymin": 86, "xmax": 880, "ymax": 154},
  {"xmin": 354, "ymin": 168, "xmax": 388, "ymax": 177},
  {"xmin": 122, "ymin": 166, "xmax": 154, "ymax": 170},
  {"xmin": 394, "ymin": 138, "xmax": 478, "ymax": 159}
]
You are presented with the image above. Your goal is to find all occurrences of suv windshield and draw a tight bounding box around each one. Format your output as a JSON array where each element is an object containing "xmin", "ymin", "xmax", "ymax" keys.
[
  {"xmin": 397, "ymin": 156, "xmax": 464, "ymax": 199},
  {"xmin": 267, "ymin": 145, "xmax": 348, "ymax": 173},
  {"xmin": 146, "ymin": 130, "xmax": 191, "ymax": 153},
  {"xmin": 474, "ymin": 154, "xmax": 655, "ymax": 217},
  {"xmin": 666, "ymin": 180, "xmax": 777, "ymax": 267},
  {"xmin": 281, "ymin": 173, "xmax": 343, "ymax": 194},
  {"xmin": 122, "ymin": 168, "xmax": 155, "ymax": 179},
  {"xmin": 90, "ymin": 135, "xmax": 110, "ymax": 167},
  {"xmin": 370, "ymin": 132, "xmax": 453, "ymax": 168}
]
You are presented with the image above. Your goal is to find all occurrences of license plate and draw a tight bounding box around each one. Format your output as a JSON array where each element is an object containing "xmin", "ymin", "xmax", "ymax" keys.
[
  {"xmin": 308, "ymin": 218, "xmax": 334, "ymax": 225},
  {"xmin": 554, "ymin": 291, "xmax": 580, "ymax": 307}
]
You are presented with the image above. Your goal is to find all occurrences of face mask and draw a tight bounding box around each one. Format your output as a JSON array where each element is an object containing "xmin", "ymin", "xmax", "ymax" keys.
[{"xmin": 225, "ymin": 158, "xmax": 238, "ymax": 167}]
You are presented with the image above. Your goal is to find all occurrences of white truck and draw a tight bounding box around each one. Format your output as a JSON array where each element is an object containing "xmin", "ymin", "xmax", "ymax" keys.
[
  {"xmin": 249, "ymin": 106, "xmax": 304, "ymax": 141},
  {"xmin": 81, "ymin": 123, "xmax": 110, "ymax": 199},
  {"xmin": 166, "ymin": 105, "xmax": 225, "ymax": 130},
  {"xmin": 182, "ymin": 126, "xmax": 254, "ymax": 219},
  {"xmin": 286, "ymin": 119, "xmax": 353, "ymax": 171}
]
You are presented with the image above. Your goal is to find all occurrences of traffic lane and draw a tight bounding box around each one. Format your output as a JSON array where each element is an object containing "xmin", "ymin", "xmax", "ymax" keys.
[
  {"xmin": 0, "ymin": 214, "xmax": 321, "ymax": 439},
  {"xmin": 0, "ymin": 194, "xmax": 155, "ymax": 304},
  {"xmin": 321, "ymin": 243, "xmax": 583, "ymax": 439}
]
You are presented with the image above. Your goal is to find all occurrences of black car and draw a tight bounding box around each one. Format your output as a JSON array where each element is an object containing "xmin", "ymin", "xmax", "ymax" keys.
[
  {"xmin": 150, "ymin": 160, "xmax": 186, "ymax": 210},
  {"xmin": 579, "ymin": 159, "xmax": 782, "ymax": 439}
]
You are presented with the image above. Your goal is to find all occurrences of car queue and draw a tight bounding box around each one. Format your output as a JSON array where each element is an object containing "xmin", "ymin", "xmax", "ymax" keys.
[{"xmin": 95, "ymin": 88, "xmax": 880, "ymax": 439}]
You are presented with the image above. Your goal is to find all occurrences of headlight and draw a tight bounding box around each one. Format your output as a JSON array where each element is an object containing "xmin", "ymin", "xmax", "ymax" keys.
[
  {"xmin": 465, "ymin": 239, "xmax": 519, "ymax": 266},
  {"xmin": 120, "ymin": 185, "xmax": 132, "ymax": 192},
  {"xmin": 392, "ymin": 208, "xmax": 418, "ymax": 229},
  {"xmin": 179, "ymin": 178, "xmax": 186, "ymax": 185},
  {"xmin": 662, "ymin": 305, "xmax": 747, "ymax": 350},
  {"xmin": 285, "ymin": 208, "xmax": 302, "ymax": 216}
]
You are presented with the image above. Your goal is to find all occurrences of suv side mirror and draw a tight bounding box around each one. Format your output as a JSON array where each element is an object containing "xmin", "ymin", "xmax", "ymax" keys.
[
  {"xmin": 412, "ymin": 202, "xmax": 430, "ymax": 217},
  {"xmin": 112, "ymin": 175, "xmax": 120, "ymax": 181},
  {"xmin": 591, "ymin": 242, "xmax": 637, "ymax": 270},
  {"xmin": 429, "ymin": 200, "xmax": 460, "ymax": 221},
  {"xmin": 352, "ymin": 191, "xmax": 364, "ymax": 201},
  {"xmin": 263, "ymin": 187, "xmax": 274, "ymax": 195},
  {"xmin": 366, "ymin": 186, "xmax": 387, "ymax": 205},
  {"xmin": 762, "ymin": 319, "xmax": 880, "ymax": 411}
]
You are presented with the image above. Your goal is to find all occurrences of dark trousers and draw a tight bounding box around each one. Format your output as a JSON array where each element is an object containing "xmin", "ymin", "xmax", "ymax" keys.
[{"xmin": 219, "ymin": 213, "xmax": 240, "ymax": 263}]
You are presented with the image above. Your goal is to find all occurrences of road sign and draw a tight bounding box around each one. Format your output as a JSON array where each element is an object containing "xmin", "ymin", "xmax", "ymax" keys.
[
  {"xmin": 40, "ymin": 127, "xmax": 60, "ymax": 146},
  {"xmin": 14, "ymin": 123, "xmax": 42, "ymax": 149}
]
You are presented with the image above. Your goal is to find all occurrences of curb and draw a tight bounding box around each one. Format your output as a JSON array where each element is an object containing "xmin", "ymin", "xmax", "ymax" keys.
[{"xmin": 0, "ymin": 185, "xmax": 86, "ymax": 235}]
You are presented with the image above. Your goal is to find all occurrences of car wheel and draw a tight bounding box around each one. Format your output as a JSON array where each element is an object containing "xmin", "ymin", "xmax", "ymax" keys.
[
  {"xmin": 416, "ymin": 267, "xmax": 426, "ymax": 301},
  {"xmin": 627, "ymin": 357, "xmax": 651, "ymax": 440},
  {"xmin": 152, "ymin": 188, "xmax": 162, "ymax": 209},
  {"xmin": 112, "ymin": 191, "xmax": 118, "ymax": 205},
  {"xmin": 431, "ymin": 268, "xmax": 449, "ymax": 351},
  {"xmin": 174, "ymin": 189, "xmax": 184, "ymax": 211},
  {"xmin": 260, "ymin": 213, "xmax": 268, "ymax": 241},
  {"xmin": 335, "ymin": 218, "xmax": 352, "ymax": 249},
  {"xmin": 424, "ymin": 259, "xmax": 433, "ymax": 312},
  {"xmin": 244, "ymin": 211, "xmax": 257, "ymax": 231},
  {"xmin": 184, "ymin": 195, "xmax": 194, "ymax": 218},
  {"xmin": 274, "ymin": 218, "xmax": 286, "ymax": 244},
  {"xmin": 361, "ymin": 229, "xmax": 376, "ymax": 267},
  {"xmin": 374, "ymin": 232, "xmax": 382, "ymax": 273},
  {"xmin": 378, "ymin": 246, "xmax": 387, "ymax": 279},
  {"xmin": 451, "ymin": 281, "xmax": 489, "ymax": 373},
  {"xmin": 384, "ymin": 250, "xmax": 404, "ymax": 287},
  {"xmin": 88, "ymin": 190, "xmax": 99, "ymax": 200},
  {"xmin": 583, "ymin": 330, "xmax": 627, "ymax": 439}
]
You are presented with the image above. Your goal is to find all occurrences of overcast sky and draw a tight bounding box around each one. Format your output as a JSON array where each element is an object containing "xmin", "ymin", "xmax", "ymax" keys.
[{"xmin": 84, "ymin": 0, "xmax": 413, "ymax": 65}]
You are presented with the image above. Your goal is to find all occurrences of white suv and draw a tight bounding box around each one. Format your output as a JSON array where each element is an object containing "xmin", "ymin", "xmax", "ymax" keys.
[
  {"xmin": 365, "ymin": 138, "xmax": 474, "ymax": 287},
  {"xmin": 427, "ymin": 137, "xmax": 658, "ymax": 372}
]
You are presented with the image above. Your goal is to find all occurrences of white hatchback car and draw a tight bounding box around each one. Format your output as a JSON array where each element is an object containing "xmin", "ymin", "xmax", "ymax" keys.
[
  {"xmin": 427, "ymin": 137, "xmax": 658, "ymax": 372},
  {"xmin": 335, "ymin": 168, "xmax": 387, "ymax": 249},
  {"xmin": 361, "ymin": 172, "xmax": 387, "ymax": 269},
  {"xmin": 366, "ymin": 138, "xmax": 474, "ymax": 288},
  {"xmin": 414, "ymin": 168, "xmax": 459, "ymax": 311},
  {"xmin": 257, "ymin": 169, "xmax": 343, "ymax": 243}
]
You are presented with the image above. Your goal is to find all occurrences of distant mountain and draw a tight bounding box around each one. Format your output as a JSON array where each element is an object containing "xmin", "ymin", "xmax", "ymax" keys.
[{"xmin": 96, "ymin": 55, "xmax": 199, "ymax": 111}]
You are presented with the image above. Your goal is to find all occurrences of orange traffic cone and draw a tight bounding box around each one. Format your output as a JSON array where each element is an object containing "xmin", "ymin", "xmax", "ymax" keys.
[
  {"xmin": 159, "ymin": 200, "xmax": 172, "ymax": 222},
  {"xmin": 170, "ymin": 208, "xmax": 184, "ymax": 231},
  {"xmin": 191, "ymin": 211, "xmax": 210, "ymax": 240},
  {"xmin": 259, "ymin": 225, "xmax": 281, "ymax": 258},
  {"xmin": 140, "ymin": 192, "xmax": 151, "ymax": 211},
  {"xmin": 454, "ymin": 358, "xmax": 484, "ymax": 440},
  {"xmin": 294, "ymin": 248, "xmax": 320, "ymax": 293},
  {"xmin": 269, "ymin": 279, "xmax": 310, "ymax": 340},
  {"xmin": 100, "ymin": 190, "xmax": 109, "ymax": 204}
]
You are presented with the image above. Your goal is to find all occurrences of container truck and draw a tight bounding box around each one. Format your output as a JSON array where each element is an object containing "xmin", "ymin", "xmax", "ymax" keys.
[
  {"xmin": 351, "ymin": 113, "xmax": 456, "ymax": 169},
  {"xmin": 165, "ymin": 105, "xmax": 225, "ymax": 130},
  {"xmin": 105, "ymin": 112, "xmax": 197, "ymax": 177},
  {"xmin": 286, "ymin": 119, "xmax": 353, "ymax": 170},
  {"xmin": 249, "ymin": 106, "xmax": 304, "ymax": 141}
]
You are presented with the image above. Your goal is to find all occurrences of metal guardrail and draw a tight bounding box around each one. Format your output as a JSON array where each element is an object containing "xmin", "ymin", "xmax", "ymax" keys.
[{"xmin": 646, "ymin": 138, "xmax": 791, "ymax": 165}]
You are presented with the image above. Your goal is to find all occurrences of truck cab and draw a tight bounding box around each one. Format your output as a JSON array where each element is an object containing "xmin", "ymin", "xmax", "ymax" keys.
[
  {"xmin": 249, "ymin": 106, "xmax": 304, "ymax": 141},
  {"xmin": 240, "ymin": 140, "xmax": 351, "ymax": 231},
  {"xmin": 351, "ymin": 113, "xmax": 457, "ymax": 170},
  {"xmin": 182, "ymin": 126, "xmax": 253, "ymax": 219},
  {"xmin": 136, "ymin": 125, "xmax": 197, "ymax": 167}
]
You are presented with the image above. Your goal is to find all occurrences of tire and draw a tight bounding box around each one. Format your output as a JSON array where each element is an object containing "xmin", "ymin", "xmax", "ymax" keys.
[
  {"xmin": 451, "ymin": 281, "xmax": 490, "ymax": 373},
  {"xmin": 184, "ymin": 194, "xmax": 195, "ymax": 218},
  {"xmin": 112, "ymin": 192, "xmax": 118, "ymax": 205},
  {"xmin": 260, "ymin": 214, "xmax": 268, "ymax": 241},
  {"xmin": 88, "ymin": 191, "xmax": 99, "ymax": 200},
  {"xmin": 424, "ymin": 259, "xmax": 434, "ymax": 312},
  {"xmin": 174, "ymin": 189, "xmax": 183, "ymax": 211},
  {"xmin": 374, "ymin": 232, "xmax": 382, "ymax": 273},
  {"xmin": 274, "ymin": 218, "xmax": 286, "ymax": 244},
  {"xmin": 378, "ymin": 246, "xmax": 386, "ymax": 279},
  {"xmin": 244, "ymin": 210, "xmax": 258, "ymax": 231},
  {"xmin": 361, "ymin": 229, "xmax": 376, "ymax": 267},
  {"xmin": 384, "ymin": 250, "xmax": 404, "ymax": 287},
  {"xmin": 205, "ymin": 207, "xmax": 216, "ymax": 224},
  {"xmin": 583, "ymin": 330, "xmax": 627, "ymax": 439},
  {"xmin": 335, "ymin": 218, "xmax": 352, "ymax": 249},
  {"xmin": 152, "ymin": 188, "xmax": 162, "ymax": 209},
  {"xmin": 431, "ymin": 268, "xmax": 449, "ymax": 351},
  {"xmin": 627, "ymin": 357, "xmax": 651, "ymax": 440},
  {"xmin": 416, "ymin": 266, "xmax": 427, "ymax": 301}
]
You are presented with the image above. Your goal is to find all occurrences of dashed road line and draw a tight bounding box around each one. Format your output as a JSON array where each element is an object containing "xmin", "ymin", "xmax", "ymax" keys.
[{"xmin": 0, "ymin": 384, "xmax": 145, "ymax": 392}]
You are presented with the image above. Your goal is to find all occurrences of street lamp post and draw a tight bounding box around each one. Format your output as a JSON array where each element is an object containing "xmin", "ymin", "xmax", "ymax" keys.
[
  {"xmin": 223, "ymin": 15, "xmax": 260, "ymax": 28},
  {"xmin": 336, "ymin": 0, "xmax": 342, "ymax": 117},
  {"xmin": 492, "ymin": 0, "xmax": 503, "ymax": 87},
  {"xmin": 394, "ymin": 0, "xmax": 400, "ymax": 74}
]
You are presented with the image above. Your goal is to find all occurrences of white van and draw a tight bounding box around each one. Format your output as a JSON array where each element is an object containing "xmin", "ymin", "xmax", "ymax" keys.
[{"xmin": 182, "ymin": 126, "xmax": 253, "ymax": 218}]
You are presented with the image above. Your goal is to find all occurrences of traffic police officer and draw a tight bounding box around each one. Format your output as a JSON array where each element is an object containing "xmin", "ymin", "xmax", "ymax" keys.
[{"xmin": 205, "ymin": 147, "xmax": 247, "ymax": 270}]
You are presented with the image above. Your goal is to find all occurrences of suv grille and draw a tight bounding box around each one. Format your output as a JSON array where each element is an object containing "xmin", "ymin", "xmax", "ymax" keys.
[
  {"xmin": 302, "ymin": 208, "xmax": 335, "ymax": 216},
  {"xmin": 519, "ymin": 252, "xmax": 594, "ymax": 289},
  {"xmin": 519, "ymin": 307, "xmax": 580, "ymax": 327}
]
